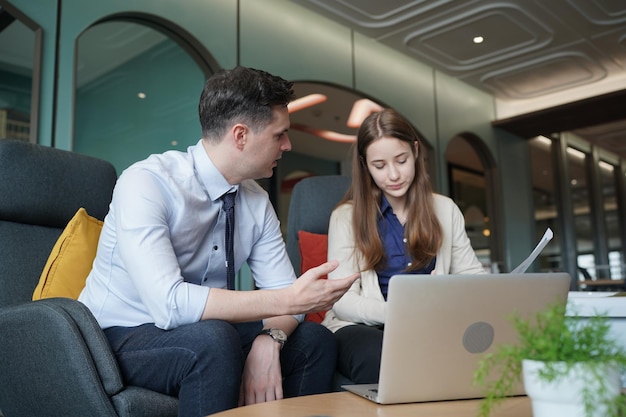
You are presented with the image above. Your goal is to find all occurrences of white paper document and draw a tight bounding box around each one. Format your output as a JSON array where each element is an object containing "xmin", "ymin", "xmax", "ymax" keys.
[{"xmin": 510, "ymin": 228, "xmax": 553, "ymax": 273}]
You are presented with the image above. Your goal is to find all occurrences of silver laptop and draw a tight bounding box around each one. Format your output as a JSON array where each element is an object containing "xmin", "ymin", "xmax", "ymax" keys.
[{"xmin": 343, "ymin": 272, "xmax": 571, "ymax": 404}]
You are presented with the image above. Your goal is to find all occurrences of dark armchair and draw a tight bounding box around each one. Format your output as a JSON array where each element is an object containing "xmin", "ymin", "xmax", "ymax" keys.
[
  {"xmin": 285, "ymin": 175, "xmax": 353, "ymax": 389},
  {"xmin": 0, "ymin": 139, "xmax": 177, "ymax": 417}
]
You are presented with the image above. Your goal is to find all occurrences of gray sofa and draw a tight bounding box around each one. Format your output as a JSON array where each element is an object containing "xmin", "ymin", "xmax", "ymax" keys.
[{"xmin": 0, "ymin": 139, "xmax": 177, "ymax": 417}]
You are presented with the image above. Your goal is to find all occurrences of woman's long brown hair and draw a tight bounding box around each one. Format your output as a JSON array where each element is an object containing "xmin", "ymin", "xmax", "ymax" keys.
[{"xmin": 341, "ymin": 109, "xmax": 443, "ymax": 271}]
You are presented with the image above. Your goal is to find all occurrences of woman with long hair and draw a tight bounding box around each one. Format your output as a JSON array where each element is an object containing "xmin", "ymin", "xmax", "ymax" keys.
[{"xmin": 322, "ymin": 108, "xmax": 485, "ymax": 383}]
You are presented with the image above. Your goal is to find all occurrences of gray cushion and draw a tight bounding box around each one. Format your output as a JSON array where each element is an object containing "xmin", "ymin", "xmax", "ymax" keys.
[
  {"xmin": 0, "ymin": 139, "xmax": 116, "ymax": 226},
  {"xmin": 0, "ymin": 140, "xmax": 117, "ymax": 308},
  {"xmin": 0, "ymin": 221, "xmax": 60, "ymax": 307}
]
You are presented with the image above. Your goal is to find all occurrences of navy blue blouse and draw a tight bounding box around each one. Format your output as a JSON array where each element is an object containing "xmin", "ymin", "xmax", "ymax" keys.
[{"xmin": 376, "ymin": 196, "xmax": 436, "ymax": 300}]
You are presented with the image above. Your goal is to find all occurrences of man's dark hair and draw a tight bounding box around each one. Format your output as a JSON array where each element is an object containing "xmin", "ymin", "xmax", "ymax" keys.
[{"xmin": 199, "ymin": 66, "xmax": 295, "ymax": 141}]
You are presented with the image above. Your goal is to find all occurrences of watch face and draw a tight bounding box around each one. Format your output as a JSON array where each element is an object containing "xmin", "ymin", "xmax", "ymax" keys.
[
  {"xmin": 260, "ymin": 328, "xmax": 287, "ymax": 347},
  {"xmin": 269, "ymin": 328, "xmax": 287, "ymax": 342}
]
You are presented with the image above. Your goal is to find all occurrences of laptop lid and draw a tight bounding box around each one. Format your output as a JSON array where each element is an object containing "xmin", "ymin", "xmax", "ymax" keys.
[{"xmin": 345, "ymin": 272, "xmax": 571, "ymax": 404}]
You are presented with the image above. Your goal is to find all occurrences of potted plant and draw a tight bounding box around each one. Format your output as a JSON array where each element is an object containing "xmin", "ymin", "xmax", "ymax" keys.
[{"xmin": 473, "ymin": 301, "xmax": 626, "ymax": 417}]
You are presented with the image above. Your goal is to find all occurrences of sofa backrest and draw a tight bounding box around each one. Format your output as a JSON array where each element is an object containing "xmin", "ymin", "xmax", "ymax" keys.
[
  {"xmin": 0, "ymin": 139, "xmax": 117, "ymax": 308},
  {"xmin": 286, "ymin": 175, "xmax": 351, "ymax": 275}
]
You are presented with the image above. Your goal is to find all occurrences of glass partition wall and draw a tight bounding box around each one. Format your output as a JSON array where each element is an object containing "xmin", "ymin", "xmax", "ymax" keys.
[
  {"xmin": 600, "ymin": 161, "xmax": 624, "ymax": 279},
  {"xmin": 529, "ymin": 136, "xmax": 562, "ymax": 272},
  {"xmin": 530, "ymin": 134, "xmax": 626, "ymax": 289},
  {"xmin": 0, "ymin": 2, "xmax": 39, "ymax": 143},
  {"xmin": 567, "ymin": 146, "xmax": 596, "ymax": 280}
]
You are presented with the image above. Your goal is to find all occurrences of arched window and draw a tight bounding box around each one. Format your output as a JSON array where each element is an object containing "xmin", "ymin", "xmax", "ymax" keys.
[
  {"xmin": 74, "ymin": 18, "xmax": 217, "ymax": 173},
  {"xmin": 446, "ymin": 134, "xmax": 500, "ymax": 272}
]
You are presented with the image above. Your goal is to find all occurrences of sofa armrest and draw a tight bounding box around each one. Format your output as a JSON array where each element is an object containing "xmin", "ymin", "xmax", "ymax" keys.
[{"xmin": 0, "ymin": 298, "xmax": 122, "ymax": 416}]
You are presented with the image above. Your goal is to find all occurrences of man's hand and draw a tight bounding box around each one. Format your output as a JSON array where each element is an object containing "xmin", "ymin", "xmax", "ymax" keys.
[
  {"xmin": 288, "ymin": 260, "xmax": 359, "ymax": 314},
  {"xmin": 202, "ymin": 260, "xmax": 359, "ymax": 322},
  {"xmin": 239, "ymin": 333, "xmax": 283, "ymax": 406}
]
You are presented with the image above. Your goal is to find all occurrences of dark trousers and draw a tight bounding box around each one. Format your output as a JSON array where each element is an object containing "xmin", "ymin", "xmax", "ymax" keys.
[
  {"xmin": 334, "ymin": 324, "xmax": 383, "ymax": 384},
  {"xmin": 104, "ymin": 320, "xmax": 336, "ymax": 417}
]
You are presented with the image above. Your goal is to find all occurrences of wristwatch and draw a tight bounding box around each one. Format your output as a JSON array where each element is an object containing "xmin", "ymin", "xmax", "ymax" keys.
[{"xmin": 258, "ymin": 328, "xmax": 287, "ymax": 349}]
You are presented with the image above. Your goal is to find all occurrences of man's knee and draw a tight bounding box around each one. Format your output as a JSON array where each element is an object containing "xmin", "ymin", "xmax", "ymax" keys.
[
  {"xmin": 290, "ymin": 321, "xmax": 337, "ymax": 357},
  {"xmin": 162, "ymin": 320, "xmax": 244, "ymax": 376},
  {"xmin": 181, "ymin": 320, "xmax": 241, "ymax": 355}
]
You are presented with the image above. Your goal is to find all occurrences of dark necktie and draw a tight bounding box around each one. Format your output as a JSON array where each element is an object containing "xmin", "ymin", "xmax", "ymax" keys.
[{"xmin": 221, "ymin": 191, "xmax": 236, "ymax": 290}]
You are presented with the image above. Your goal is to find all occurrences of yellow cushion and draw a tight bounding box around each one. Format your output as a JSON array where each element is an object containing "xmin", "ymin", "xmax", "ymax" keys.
[{"xmin": 33, "ymin": 208, "xmax": 103, "ymax": 300}]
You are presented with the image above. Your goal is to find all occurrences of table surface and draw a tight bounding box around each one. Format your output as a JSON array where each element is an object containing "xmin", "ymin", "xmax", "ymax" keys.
[{"xmin": 208, "ymin": 391, "xmax": 532, "ymax": 417}]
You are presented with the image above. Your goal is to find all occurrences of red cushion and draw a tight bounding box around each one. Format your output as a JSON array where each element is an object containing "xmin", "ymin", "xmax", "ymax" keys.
[{"xmin": 298, "ymin": 230, "xmax": 329, "ymax": 323}]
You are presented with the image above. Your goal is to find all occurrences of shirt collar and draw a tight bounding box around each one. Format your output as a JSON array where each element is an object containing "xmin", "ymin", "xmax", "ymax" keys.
[
  {"xmin": 191, "ymin": 139, "xmax": 238, "ymax": 202},
  {"xmin": 380, "ymin": 195, "xmax": 393, "ymax": 217}
]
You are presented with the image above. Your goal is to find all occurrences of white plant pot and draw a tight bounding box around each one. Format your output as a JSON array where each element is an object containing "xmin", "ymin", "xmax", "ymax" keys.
[{"xmin": 522, "ymin": 359, "xmax": 621, "ymax": 417}]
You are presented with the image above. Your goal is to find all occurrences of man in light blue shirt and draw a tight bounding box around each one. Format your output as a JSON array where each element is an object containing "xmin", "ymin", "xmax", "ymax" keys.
[{"xmin": 79, "ymin": 66, "xmax": 358, "ymax": 417}]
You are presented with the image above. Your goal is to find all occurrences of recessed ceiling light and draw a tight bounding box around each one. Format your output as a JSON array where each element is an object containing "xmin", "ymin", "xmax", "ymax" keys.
[
  {"xmin": 473, "ymin": 36, "xmax": 484, "ymax": 44},
  {"xmin": 535, "ymin": 136, "xmax": 552, "ymax": 146},
  {"xmin": 566, "ymin": 147, "xmax": 585, "ymax": 160},
  {"xmin": 598, "ymin": 161, "xmax": 614, "ymax": 172}
]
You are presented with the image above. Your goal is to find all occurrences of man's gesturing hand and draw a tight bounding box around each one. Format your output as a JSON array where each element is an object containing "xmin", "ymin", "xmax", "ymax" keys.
[{"xmin": 288, "ymin": 260, "xmax": 359, "ymax": 315}]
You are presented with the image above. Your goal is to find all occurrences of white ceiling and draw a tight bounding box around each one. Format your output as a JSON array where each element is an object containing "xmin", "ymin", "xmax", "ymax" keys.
[
  {"xmin": 292, "ymin": 0, "xmax": 626, "ymax": 106},
  {"xmin": 291, "ymin": 0, "xmax": 626, "ymax": 158}
]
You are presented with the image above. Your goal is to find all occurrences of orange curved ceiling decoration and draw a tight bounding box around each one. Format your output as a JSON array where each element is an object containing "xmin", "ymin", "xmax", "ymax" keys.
[{"xmin": 288, "ymin": 93, "xmax": 383, "ymax": 143}]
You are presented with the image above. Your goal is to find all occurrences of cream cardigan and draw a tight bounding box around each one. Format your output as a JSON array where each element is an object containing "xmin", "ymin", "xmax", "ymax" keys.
[{"xmin": 321, "ymin": 193, "xmax": 486, "ymax": 333}]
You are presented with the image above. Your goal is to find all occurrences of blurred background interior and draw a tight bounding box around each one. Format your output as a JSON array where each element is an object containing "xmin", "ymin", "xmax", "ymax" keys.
[{"xmin": 1, "ymin": 0, "xmax": 625, "ymax": 290}]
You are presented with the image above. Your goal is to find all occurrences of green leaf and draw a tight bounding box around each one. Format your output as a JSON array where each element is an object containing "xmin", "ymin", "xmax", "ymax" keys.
[{"xmin": 473, "ymin": 301, "xmax": 626, "ymax": 417}]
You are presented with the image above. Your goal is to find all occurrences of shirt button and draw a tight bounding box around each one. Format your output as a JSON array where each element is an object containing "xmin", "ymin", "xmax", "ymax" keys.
[
  {"xmin": 213, "ymin": 245, "xmax": 218, "ymax": 250},
  {"xmin": 407, "ymin": 262, "xmax": 412, "ymax": 267},
  {"xmin": 403, "ymin": 238, "xmax": 407, "ymax": 243}
]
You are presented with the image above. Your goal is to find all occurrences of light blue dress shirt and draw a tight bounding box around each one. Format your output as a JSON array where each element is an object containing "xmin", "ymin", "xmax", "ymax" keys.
[{"xmin": 79, "ymin": 140, "xmax": 299, "ymax": 330}]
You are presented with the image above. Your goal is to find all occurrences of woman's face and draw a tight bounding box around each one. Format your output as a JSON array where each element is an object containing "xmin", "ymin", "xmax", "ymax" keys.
[{"xmin": 365, "ymin": 136, "xmax": 417, "ymax": 202}]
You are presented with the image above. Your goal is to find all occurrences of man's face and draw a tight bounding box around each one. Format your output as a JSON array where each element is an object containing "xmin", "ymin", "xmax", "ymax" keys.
[{"xmin": 244, "ymin": 106, "xmax": 291, "ymax": 179}]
